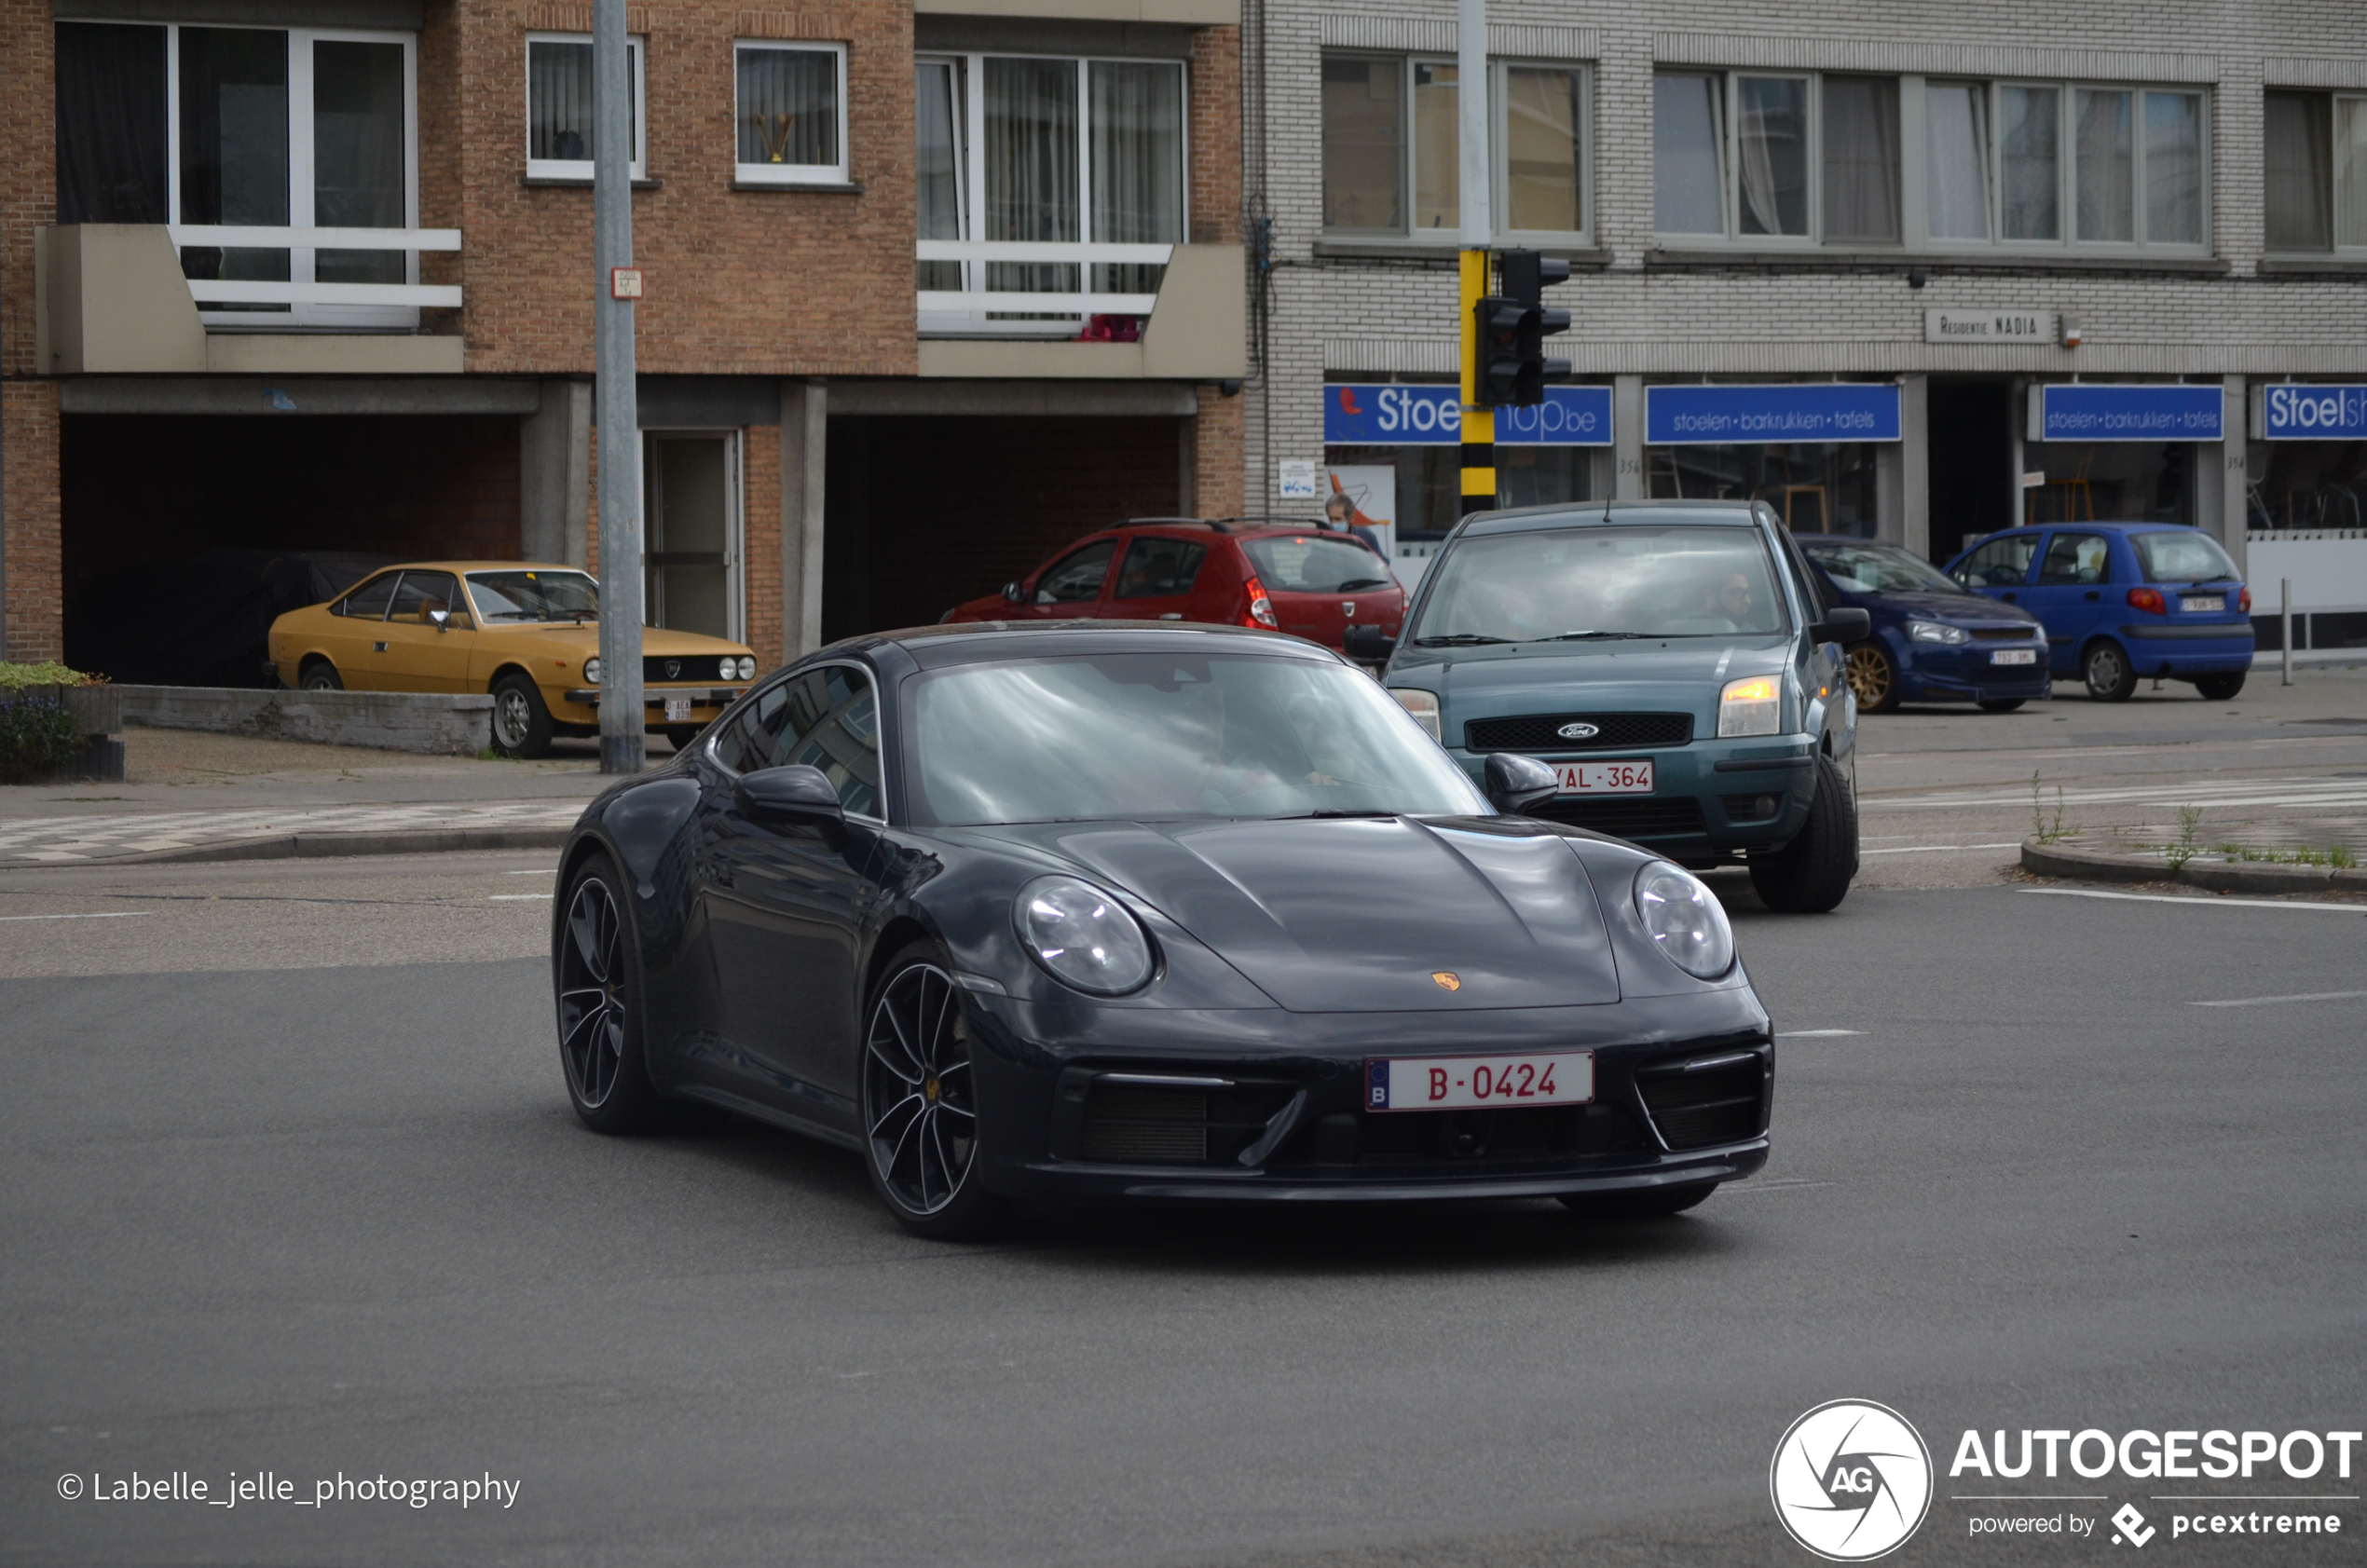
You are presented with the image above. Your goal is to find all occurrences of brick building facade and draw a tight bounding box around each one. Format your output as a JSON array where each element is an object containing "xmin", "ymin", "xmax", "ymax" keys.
[{"xmin": 2, "ymin": 0, "xmax": 1248, "ymax": 674}]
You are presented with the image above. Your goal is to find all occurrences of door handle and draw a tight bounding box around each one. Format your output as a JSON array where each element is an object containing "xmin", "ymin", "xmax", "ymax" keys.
[
  {"xmin": 2085, "ymin": 591, "xmax": 2100, "ymax": 601},
  {"xmin": 2000, "ymin": 593, "xmax": 2017, "ymax": 603}
]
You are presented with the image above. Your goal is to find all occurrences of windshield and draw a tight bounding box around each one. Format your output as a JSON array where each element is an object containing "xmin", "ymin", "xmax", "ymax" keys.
[
  {"xmin": 1410, "ymin": 525, "xmax": 1786, "ymax": 643},
  {"xmin": 1805, "ymin": 542, "xmax": 1966, "ymax": 596},
  {"xmin": 2132, "ymin": 530, "xmax": 2239, "ymax": 584},
  {"xmin": 907, "ymin": 652, "xmax": 1487, "ymax": 825},
  {"xmin": 1240, "ymin": 535, "xmax": 1394, "ymax": 593},
  {"xmin": 465, "ymin": 570, "xmax": 600, "ymax": 622}
]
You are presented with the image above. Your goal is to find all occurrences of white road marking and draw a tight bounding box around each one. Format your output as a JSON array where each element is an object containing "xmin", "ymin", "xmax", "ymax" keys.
[
  {"xmin": 502, "ymin": 868, "xmax": 557, "ymax": 875},
  {"xmin": 2190, "ymin": 989, "xmax": 2367, "ymax": 1008},
  {"xmin": 1779, "ymin": 1029, "xmax": 1863, "ymax": 1037},
  {"xmin": 1861, "ymin": 842, "xmax": 2023, "ymax": 855},
  {"xmin": 488, "ymin": 893, "xmax": 554, "ymax": 902},
  {"xmin": 2019, "ymin": 887, "xmax": 2367, "ymax": 914},
  {"xmin": 0, "ymin": 910, "xmax": 153, "ymax": 922},
  {"xmin": 1723, "ymin": 1179, "xmax": 1833, "ymax": 1194},
  {"xmin": 1872, "ymin": 775, "xmax": 2367, "ymax": 812}
]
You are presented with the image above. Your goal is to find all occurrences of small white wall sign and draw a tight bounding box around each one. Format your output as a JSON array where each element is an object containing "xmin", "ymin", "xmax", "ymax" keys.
[
  {"xmin": 1277, "ymin": 459, "xmax": 1319, "ymax": 499},
  {"xmin": 1924, "ymin": 309, "xmax": 2053, "ymax": 344}
]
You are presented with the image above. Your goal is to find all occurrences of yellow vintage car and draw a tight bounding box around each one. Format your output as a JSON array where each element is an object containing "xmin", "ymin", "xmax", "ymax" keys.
[{"xmin": 267, "ymin": 562, "xmax": 758, "ymax": 757}]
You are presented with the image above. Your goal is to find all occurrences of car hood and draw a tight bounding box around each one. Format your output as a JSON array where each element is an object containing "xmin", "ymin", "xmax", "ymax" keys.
[
  {"xmin": 476, "ymin": 623, "xmax": 753, "ymax": 658},
  {"xmin": 1395, "ymin": 636, "xmax": 1792, "ymax": 728},
  {"xmin": 1851, "ymin": 590, "xmax": 2038, "ymax": 624},
  {"xmin": 978, "ymin": 816, "xmax": 1621, "ymax": 1012}
]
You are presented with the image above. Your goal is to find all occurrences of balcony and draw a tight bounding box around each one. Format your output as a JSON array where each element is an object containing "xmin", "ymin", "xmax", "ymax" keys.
[
  {"xmin": 34, "ymin": 224, "xmax": 464, "ymax": 376},
  {"xmin": 913, "ymin": 242, "xmax": 1248, "ymax": 380}
]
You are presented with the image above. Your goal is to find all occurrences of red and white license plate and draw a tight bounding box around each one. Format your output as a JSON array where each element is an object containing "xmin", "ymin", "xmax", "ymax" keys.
[
  {"xmin": 1990, "ymin": 648, "xmax": 2038, "ymax": 665},
  {"xmin": 663, "ymin": 696, "xmax": 693, "ymax": 721},
  {"xmin": 1365, "ymin": 1052, "xmax": 1594, "ymax": 1112},
  {"xmin": 1555, "ymin": 759, "xmax": 1653, "ymax": 795}
]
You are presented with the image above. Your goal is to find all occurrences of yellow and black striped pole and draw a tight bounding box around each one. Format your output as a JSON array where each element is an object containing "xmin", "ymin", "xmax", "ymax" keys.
[{"xmin": 1459, "ymin": 248, "xmax": 1494, "ymax": 515}]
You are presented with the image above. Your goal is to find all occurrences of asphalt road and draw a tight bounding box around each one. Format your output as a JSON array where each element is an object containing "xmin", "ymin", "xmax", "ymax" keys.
[{"xmin": 6, "ymin": 840, "xmax": 2364, "ymax": 1564}]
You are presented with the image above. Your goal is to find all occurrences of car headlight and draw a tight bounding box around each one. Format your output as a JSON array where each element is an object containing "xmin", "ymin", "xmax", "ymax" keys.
[
  {"xmin": 734, "ymin": 655, "xmax": 757, "ymax": 680},
  {"xmin": 1907, "ymin": 620, "xmax": 1971, "ymax": 645},
  {"xmin": 1390, "ymin": 688, "xmax": 1442, "ymax": 742},
  {"xmin": 1015, "ymin": 876, "xmax": 1156, "ymax": 996},
  {"xmin": 583, "ymin": 656, "xmax": 602, "ymax": 684},
  {"xmin": 1716, "ymin": 675, "xmax": 1781, "ymax": 738},
  {"xmin": 2030, "ymin": 627, "xmax": 2047, "ymax": 647},
  {"xmin": 1634, "ymin": 862, "xmax": 1735, "ymax": 980}
]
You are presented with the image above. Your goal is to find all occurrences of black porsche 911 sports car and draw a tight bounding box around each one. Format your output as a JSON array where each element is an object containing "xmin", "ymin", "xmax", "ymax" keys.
[{"xmin": 551, "ymin": 621, "xmax": 1772, "ymax": 1237}]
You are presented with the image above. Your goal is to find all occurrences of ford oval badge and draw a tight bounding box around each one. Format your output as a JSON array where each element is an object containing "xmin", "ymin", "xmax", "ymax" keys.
[{"xmin": 1556, "ymin": 721, "xmax": 1600, "ymax": 740}]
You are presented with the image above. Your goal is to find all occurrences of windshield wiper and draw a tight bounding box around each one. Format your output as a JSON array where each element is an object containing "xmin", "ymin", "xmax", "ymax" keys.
[
  {"xmin": 1334, "ymin": 578, "xmax": 1391, "ymax": 592},
  {"xmin": 1412, "ymin": 633, "xmax": 1511, "ymax": 647},
  {"xmin": 1281, "ymin": 809, "xmax": 1400, "ymax": 819},
  {"xmin": 1532, "ymin": 630, "xmax": 1641, "ymax": 642}
]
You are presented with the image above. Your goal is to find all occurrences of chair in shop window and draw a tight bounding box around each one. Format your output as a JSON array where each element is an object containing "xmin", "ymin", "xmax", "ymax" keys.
[
  {"xmin": 2322, "ymin": 484, "xmax": 2362, "ymax": 530},
  {"xmin": 1774, "ymin": 484, "xmax": 1827, "ymax": 532},
  {"xmin": 2026, "ymin": 449, "xmax": 2097, "ymax": 527}
]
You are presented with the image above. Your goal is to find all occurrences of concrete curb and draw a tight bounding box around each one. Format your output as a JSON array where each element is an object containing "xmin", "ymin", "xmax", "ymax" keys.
[
  {"xmin": 4, "ymin": 825, "xmax": 573, "ymax": 870},
  {"xmin": 2021, "ymin": 837, "xmax": 2367, "ymax": 895},
  {"xmin": 116, "ymin": 685, "xmax": 494, "ymax": 756}
]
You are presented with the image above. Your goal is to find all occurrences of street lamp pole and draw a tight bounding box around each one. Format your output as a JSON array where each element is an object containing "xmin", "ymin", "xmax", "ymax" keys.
[
  {"xmin": 593, "ymin": 0, "xmax": 645, "ymax": 774},
  {"xmin": 1456, "ymin": 0, "xmax": 1493, "ymax": 519}
]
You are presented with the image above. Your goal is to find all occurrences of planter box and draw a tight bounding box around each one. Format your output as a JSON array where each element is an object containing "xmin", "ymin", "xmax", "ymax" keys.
[{"xmin": 2, "ymin": 682, "xmax": 125, "ymax": 784}]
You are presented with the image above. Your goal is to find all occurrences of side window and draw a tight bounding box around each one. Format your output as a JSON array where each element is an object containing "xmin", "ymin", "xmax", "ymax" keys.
[
  {"xmin": 336, "ymin": 574, "xmax": 398, "ymax": 619},
  {"xmin": 1770, "ymin": 526, "xmax": 1827, "ymax": 624},
  {"xmin": 761, "ymin": 666, "xmax": 882, "ymax": 817},
  {"xmin": 2037, "ymin": 532, "xmax": 2111, "ymax": 586},
  {"xmin": 714, "ymin": 679, "xmax": 794, "ymax": 773},
  {"xmin": 1114, "ymin": 538, "xmax": 1209, "ymax": 600},
  {"xmin": 1034, "ymin": 540, "xmax": 1116, "ymax": 605},
  {"xmin": 388, "ymin": 571, "xmax": 463, "ymax": 624},
  {"xmin": 1957, "ymin": 535, "xmax": 2037, "ymax": 588}
]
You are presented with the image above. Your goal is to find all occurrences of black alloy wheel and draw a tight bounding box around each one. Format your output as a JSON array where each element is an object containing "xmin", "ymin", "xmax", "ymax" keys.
[
  {"xmin": 491, "ymin": 672, "xmax": 556, "ymax": 757},
  {"xmin": 555, "ymin": 855, "xmax": 663, "ymax": 1131},
  {"xmin": 1747, "ymin": 752, "xmax": 1859, "ymax": 914},
  {"xmin": 1841, "ymin": 641, "xmax": 1900, "ymax": 713},
  {"xmin": 299, "ymin": 661, "xmax": 343, "ymax": 691},
  {"xmin": 2082, "ymin": 640, "xmax": 2138, "ymax": 702},
  {"xmin": 1977, "ymin": 698, "xmax": 2026, "ymax": 713},
  {"xmin": 2195, "ymin": 673, "xmax": 2246, "ymax": 701},
  {"xmin": 860, "ymin": 947, "xmax": 1001, "ymax": 1239}
]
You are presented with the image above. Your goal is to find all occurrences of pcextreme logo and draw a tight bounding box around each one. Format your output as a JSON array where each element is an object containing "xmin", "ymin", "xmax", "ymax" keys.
[{"xmin": 1772, "ymin": 1399, "xmax": 1936, "ymax": 1561}]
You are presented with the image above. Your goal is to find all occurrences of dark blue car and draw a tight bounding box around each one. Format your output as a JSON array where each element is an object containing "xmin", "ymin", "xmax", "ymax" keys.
[
  {"xmin": 1796, "ymin": 536, "xmax": 2050, "ymax": 714},
  {"xmin": 1942, "ymin": 524, "xmax": 2253, "ymax": 701}
]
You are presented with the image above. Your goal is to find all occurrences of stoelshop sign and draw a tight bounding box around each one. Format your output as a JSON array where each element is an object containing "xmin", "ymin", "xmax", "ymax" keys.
[
  {"xmin": 2032, "ymin": 383, "xmax": 2223, "ymax": 443},
  {"xmin": 1323, "ymin": 384, "xmax": 1613, "ymax": 446},
  {"xmin": 1644, "ymin": 384, "xmax": 1901, "ymax": 445},
  {"xmin": 2256, "ymin": 384, "xmax": 2367, "ymax": 441}
]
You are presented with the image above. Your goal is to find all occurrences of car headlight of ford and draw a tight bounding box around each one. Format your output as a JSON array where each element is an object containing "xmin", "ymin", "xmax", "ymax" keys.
[
  {"xmin": 1389, "ymin": 688, "xmax": 1443, "ymax": 743},
  {"xmin": 1634, "ymin": 862, "xmax": 1735, "ymax": 980},
  {"xmin": 1015, "ymin": 876, "xmax": 1156, "ymax": 995},
  {"xmin": 583, "ymin": 656, "xmax": 602, "ymax": 684},
  {"xmin": 1716, "ymin": 675, "xmax": 1782, "ymax": 738},
  {"xmin": 1907, "ymin": 620, "xmax": 1971, "ymax": 645}
]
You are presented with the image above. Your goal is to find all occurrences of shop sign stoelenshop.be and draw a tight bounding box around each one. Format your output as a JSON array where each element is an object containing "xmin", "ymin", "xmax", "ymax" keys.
[
  {"xmin": 1644, "ymin": 384, "xmax": 1902, "ymax": 445},
  {"xmin": 2257, "ymin": 385, "xmax": 2367, "ymax": 441},
  {"xmin": 2032, "ymin": 384, "xmax": 2223, "ymax": 443},
  {"xmin": 1323, "ymin": 385, "xmax": 1613, "ymax": 445}
]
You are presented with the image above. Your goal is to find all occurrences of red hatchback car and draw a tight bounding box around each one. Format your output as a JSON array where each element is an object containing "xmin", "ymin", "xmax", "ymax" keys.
[{"xmin": 943, "ymin": 519, "xmax": 1406, "ymax": 654}]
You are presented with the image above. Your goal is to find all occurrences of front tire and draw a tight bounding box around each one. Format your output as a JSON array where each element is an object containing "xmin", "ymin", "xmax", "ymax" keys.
[
  {"xmin": 554, "ymin": 852, "xmax": 666, "ymax": 1133},
  {"xmin": 298, "ymin": 661, "xmax": 343, "ymax": 691},
  {"xmin": 2082, "ymin": 640, "xmax": 2138, "ymax": 702},
  {"xmin": 1977, "ymin": 698, "xmax": 2025, "ymax": 713},
  {"xmin": 1841, "ymin": 641, "xmax": 1901, "ymax": 713},
  {"xmin": 860, "ymin": 944, "xmax": 1005, "ymax": 1240},
  {"xmin": 491, "ymin": 672, "xmax": 555, "ymax": 758},
  {"xmin": 1559, "ymin": 1181, "xmax": 1717, "ymax": 1219},
  {"xmin": 2195, "ymin": 672, "xmax": 2246, "ymax": 701},
  {"xmin": 1747, "ymin": 752, "xmax": 1859, "ymax": 914}
]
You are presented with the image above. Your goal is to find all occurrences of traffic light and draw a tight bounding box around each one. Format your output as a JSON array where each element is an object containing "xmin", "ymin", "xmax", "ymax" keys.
[{"xmin": 1472, "ymin": 249, "xmax": 1571, "ymax": 406}]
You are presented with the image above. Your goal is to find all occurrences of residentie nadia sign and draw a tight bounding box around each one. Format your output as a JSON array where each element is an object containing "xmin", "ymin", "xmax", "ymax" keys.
[
  {"xmin": 2034, "ymin": 384, "xmax": 2223, "ymax": 443},
  {"xmin": 1644, "ymin": 384, "xmax": 1902, "ymax": 445},
  {"xmin": 2260, "ymin": 384, "xmax": 2367, "ymax": 441},
  {"xmin": 1323, "ymin": 385, "xmax": 1612, "ymax": 445}
]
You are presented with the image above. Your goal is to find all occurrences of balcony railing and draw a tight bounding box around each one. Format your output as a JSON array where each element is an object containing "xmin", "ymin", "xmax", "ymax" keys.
[
  {"xmin": 168, "ymin": 225, "xmax": 462, "ymax": 314},
  {"xmin": 917, "ymin": 239, "xmax": 1171, "ymax": 337}
]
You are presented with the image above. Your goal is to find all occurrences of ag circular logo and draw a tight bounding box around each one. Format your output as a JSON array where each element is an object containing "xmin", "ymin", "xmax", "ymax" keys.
[
  {"xmin": 1770, "ymin": 1399, "xmax": 1933, "ymax": 1561},
  {"xmin": 1555, "ymin": 721, "xmax": 1599, "ymax": 740}
]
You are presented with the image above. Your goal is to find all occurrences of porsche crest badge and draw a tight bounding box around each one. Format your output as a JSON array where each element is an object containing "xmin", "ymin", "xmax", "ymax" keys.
[{"xmin": 1430, "ymin": 971, "xmax": 1461, "ymax": 991}]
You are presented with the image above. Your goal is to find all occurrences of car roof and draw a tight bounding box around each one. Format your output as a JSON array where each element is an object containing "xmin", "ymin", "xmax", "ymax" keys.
[
  {"xmin": 1108, "ymin": 516, "xmax": 1344, "ymax": 539},
  {"xmin": 1974, "ymin": 522, "xmax": 2197, "ymax": 539},
  {"xmin": 1455, "ymin": 498, "xmax": 1771, "ymax": 539},
  {"xmin": 1791, "ymin": 533, "xmax": 1899, "ymax": 547},
  {"xmin": 349, "ymin": 561, "xmax": 584, "ymax": 577},
  {"xmin": 823, "ymin": 620, "xmax": 1343, "ymax": 671}
]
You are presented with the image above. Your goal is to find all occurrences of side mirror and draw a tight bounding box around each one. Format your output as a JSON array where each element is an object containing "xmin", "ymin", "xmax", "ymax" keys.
[
  {"xmin": 1002, "ymin": 581, "xmax": 1024, "ymax": 605},
  {"xmin": 1343, "ymin": 626, "xmax": 1397, "ymax": 663},
  {"xmin": 1810, "ymin": 607, "xmax": 1871, "ymax": 644},
  {"xmin": 1483, "ymin": 752, "xmax": 1560, "ymax": 815},
  {"xmin": 734, "ymin": 764, "xmax": 845, "ymax": 839},
  {"xmin": 428, "ymin": 607, "xmax": 450, "ymax": 630}
]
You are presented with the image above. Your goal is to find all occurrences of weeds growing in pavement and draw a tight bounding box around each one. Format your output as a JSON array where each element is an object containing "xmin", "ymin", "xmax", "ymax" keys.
[
  {"xmin": 2030, "ymin": 770, "xmax": 2073, "ymax": 843},
  {"xmin": 2166, "ymin": 806, "xmax": 2204, "ymax": 872},
  {"xmin": 2207, "ymin": 841, "xmax": 2363, "ymax": 869}
]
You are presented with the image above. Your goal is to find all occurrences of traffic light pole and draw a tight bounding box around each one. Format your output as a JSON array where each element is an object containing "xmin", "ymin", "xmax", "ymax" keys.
[
  {"xmin": 1456, "ymin": 0, "xmax": 1492, "ymax": 519},
  {"xmin": 594, "ymin": 0, "xmax": 645, "ymax": 774}
]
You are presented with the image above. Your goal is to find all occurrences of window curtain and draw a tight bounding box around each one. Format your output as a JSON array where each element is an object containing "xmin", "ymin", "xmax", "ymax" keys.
[
  {"xmin": 2143, "ymin": 91, "xmax": 2202, "ymax": 245},
  {"xmin": 2334, "ymin": 98, "xmax": 2367, "ymax": 248},
  {"xmin": 983, "ymin": 57, "xmax": 1077, "ymax": 297},
  {"xmin": 314, "ymin": 40, "xmax": 405, "ymax": 284},
  {"xmin": 2264, "ymin": 92, "xmax": 2331, "ymax": 251},
  {"xmin": 1088, "ymin": 61, "xmax": 1182, "ymax": 294},
  {"xmin": 738, "ymin": 48, "xmax": 838, "ymax": 168},
  {"xmin": 1821, "ymin": 75, "xmax": 1898, "ymax": 242},
  {"xmin": 1999, "ymin": 85, "xmax": 2059, "ymax": 239},
  {"xmin": 56, "ymin": 22, "xmax": 168, "ymax": 225},
  {"xmin": 916, "ymin": 61, "xmax": 964, "ymax": 291},
  {"xmin": 179, "ymin": 27, "xmax": 290, "ymax": 293},
  {"xmin": 1925, "ymin": 82, "xmax": 1990, "ymax": 239},
  {"xmin": 1653, "ymin": 74, "xmax": 1722, "ymax": 234},
  {"xmin": 2074, "ymin": 89, "xmax": 2132, "ymax": 241},
  {"xmin": 1505, "ymin": 67, "xmax": 1581, "ymax": 232},
  {"xmin": 1735, "ymin": 76, "xmax": 1807, "ymax": 236},
  {"xmin": 529, "ymin": 40, "xmax": 634, "ymax": 164}
]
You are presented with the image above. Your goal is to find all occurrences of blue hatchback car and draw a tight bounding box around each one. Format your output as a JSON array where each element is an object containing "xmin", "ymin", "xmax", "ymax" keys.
[
  {"xmin": 1942, "ymin": 524, "xmax": 2253, "ymax": 701},
  {"xmin": 1795, "ymin": 536, "xmax": 2050, "ymax": 714}
]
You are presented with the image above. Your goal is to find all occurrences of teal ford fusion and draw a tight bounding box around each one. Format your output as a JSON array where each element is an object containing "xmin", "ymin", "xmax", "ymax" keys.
[{"xmin": 1352, "ymin": 501, "xmax": 1871, "ymax": 913}]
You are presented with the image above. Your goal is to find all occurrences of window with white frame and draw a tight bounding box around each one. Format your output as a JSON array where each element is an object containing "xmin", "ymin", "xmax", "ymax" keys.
[
  {"xmin": 913, "ymin": 52, "xmax": 1187, "ymax": 335},
  {"xmin": 54, "ymin": 18, "xmax": 427, "ymax": 327},
  {"xmin": 1653, "ymin": 72, "xmax": 2209, "ymax": 252},
  {"xmin": 526, "ymin": 32, "xmax": 644, "ymax": 180},
  {"xmin": 1320, "ymin": 53, "xmax": 1590, "ymax": 239},
  {"xmin": 2264, "ymin": 89, "xmax": 2367, "ymax": 252},
  {"xmin": 735, "ymin": 41, "xmax": 846, "ymax": 184}
]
